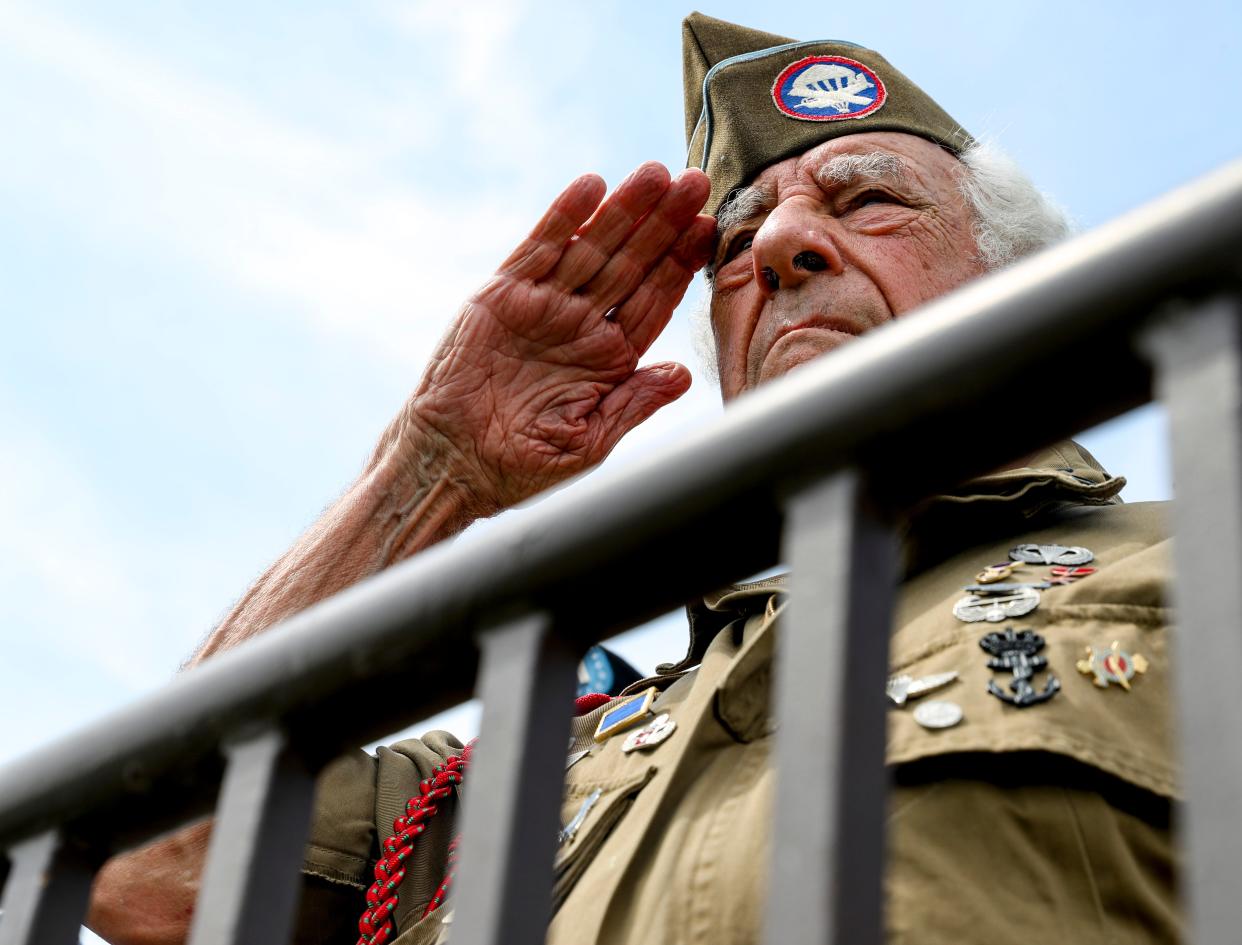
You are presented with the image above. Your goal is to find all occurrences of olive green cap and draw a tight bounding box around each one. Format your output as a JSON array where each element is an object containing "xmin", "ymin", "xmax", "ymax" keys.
[{"xmin": 683, "ymin": 12, "xmax": 972, "ymax": 215}]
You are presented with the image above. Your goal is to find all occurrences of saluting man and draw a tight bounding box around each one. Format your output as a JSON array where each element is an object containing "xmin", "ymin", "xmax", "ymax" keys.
[{"xmin": 88, "ymin": 14, "xmax": 1178, "ymax": 945}]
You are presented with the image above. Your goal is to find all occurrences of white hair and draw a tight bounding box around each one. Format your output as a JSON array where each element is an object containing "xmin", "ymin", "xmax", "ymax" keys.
[{"xmin": 690, "ymin": 138, "xmax": 1073, "ymax": 382}]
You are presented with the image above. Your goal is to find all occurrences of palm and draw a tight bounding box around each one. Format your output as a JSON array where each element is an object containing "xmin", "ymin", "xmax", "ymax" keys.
[{"xmin": 411, "ymin": 163, "xmax": 715, "ymax": 510}]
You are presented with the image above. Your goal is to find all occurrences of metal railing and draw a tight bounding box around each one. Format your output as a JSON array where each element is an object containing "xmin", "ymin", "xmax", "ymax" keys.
[{"xmin": 2, "ymin": 158, "xmax": 1242, "ymax": 945}]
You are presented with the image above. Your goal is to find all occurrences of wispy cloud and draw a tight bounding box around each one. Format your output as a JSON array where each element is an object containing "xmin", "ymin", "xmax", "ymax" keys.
[{"xmin": 0, "ymin": 0, "xmax": 570, "ymax": 364}]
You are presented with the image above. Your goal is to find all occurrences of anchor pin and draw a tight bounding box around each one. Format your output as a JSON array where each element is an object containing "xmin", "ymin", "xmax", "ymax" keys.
[{"xmin": 979, "ymin": 627, "xmax": 1061, "ymax": 707}]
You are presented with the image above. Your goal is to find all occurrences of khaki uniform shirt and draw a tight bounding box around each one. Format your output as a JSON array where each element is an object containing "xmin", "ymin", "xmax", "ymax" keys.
[{"xmin": 296, "ymin": 442, "xmax": 1180, "ymax": 944}]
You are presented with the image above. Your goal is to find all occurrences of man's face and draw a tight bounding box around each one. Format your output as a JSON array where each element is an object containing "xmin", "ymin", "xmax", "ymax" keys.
[{"xmin": 708, "ymin": 131, "xmax": 986, "ymax": 400}]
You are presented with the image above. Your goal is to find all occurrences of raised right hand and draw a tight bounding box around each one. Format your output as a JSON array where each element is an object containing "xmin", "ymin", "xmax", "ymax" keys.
[{"xmin": 385, "ymin": 162, "xmax": 715, "ymax": 515}]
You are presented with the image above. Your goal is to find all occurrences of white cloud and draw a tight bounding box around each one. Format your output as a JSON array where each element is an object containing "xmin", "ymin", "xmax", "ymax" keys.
[
  {"xmin": 0, "ymin": 0, "xmax": 572, "ymax": 365},
  {"xmin": 0, "ymin": 416, "xmax": 162, "ymax": 694}
]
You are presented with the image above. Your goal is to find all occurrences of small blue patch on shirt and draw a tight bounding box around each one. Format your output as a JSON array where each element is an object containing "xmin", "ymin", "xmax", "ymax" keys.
[
  {"xmin": 577, "ymin": 646, "xmax": 615, "ymax": 697},
  {"xmin": 600, "ymin": 698, "xmax": 645, "ymax": 732},
  {"xmin": 593, "ymin": 686, "xmax": 657, "ymax": 742}
]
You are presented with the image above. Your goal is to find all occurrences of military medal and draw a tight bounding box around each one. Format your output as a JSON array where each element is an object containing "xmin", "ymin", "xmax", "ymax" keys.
[
  {"xmin": 1009, "ymin": 543, "xmax": 1094, "ymax": 566},
  {"xmin": 980, "ymin": 627, "xmax": 1060, "ymax": 707},
  {"xmin": 975, "ymin": 561, "xmax": 1023, "ymax": 584},
  {"xmin": 953, "ymin": 586, "xmax": 1040, "ymax": 623},
  {"xmin": 593, "ymin": 686, "xmax": 658, "ymax": 742},
  {"xmin": 1076, "ymin": 641, "xmax": 1149, "ymax": 691},
  {"xmin": 962, "ymin": 581, "xmax": 1051, "ymax": 595},
  {"xmin": 1048, "ymin": 565, "xmax": 1097, "ymax": 585},
  {"xmin": 886, "ymin": 670, "xmax": 959, "ymax": 706},
  {"xmin": 621, "ymin": 713, "xmax": 677, "ymax": 753},
  {"xmin": 559, "ymin": 788, "xmax": 602, "ymax": 845},
  {"xmin": 913, "ymin": 700, "xmax": 963, "ymax": 730}
]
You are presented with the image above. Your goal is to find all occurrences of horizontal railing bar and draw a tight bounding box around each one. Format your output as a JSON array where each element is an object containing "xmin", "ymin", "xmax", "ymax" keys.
[{"xmin": 0, "ymin": 159, "xmax": 1240, "ymax": 847}]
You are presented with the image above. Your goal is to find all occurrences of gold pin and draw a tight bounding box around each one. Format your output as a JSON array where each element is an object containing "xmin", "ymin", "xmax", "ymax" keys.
[
  {"xmin": 975, "ymin": 561, "xmax": 1023, "ymax": 584},
  {"xmin": 1076, "ymin": 641, "xmax": 1149, "ymax": 691},
  {"xmin": 593, "ymin": 686, "xmax": 658, "ymax": 742}
]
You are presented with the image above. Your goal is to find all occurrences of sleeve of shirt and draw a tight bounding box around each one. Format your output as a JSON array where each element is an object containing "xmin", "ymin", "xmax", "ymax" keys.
[{"xmin": 296, "ymin": 730, "xmax": 465, "ymax": 945}]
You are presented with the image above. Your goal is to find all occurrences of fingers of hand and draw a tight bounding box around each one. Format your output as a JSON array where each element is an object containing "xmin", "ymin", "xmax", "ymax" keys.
[
  {"xmin": 613, "ymin": 215, "xmax": 717, "ymax": 355},
  {"xmin": 549, "ymin": 162, "xmax": 671, "ymax": 290},
  {"xmin": 499, "ymin": 174, "xmax": 607, "ymax": 280},
  {"xmin": 595, "ymin": 362, "xmax": 692, "ymax": 454},
  {"xmin": 582, "ymin": 169, "xmax": 712, "ymax": 311}
]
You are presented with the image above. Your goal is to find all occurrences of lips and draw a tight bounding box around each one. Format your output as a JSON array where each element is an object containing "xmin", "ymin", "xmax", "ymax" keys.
[{"xmin": 773, "ymin": 313, "xmax": 866, "ymax": 342}]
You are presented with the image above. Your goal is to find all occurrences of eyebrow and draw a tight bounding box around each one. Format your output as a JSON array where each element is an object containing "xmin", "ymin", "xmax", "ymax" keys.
[
  {"xmin": 715, "ymin": 183, "xmax": 776, "ymax": 234},
  {"xmin": 815, "ymin": 151, "xmax": 909, "ymax": 188}
]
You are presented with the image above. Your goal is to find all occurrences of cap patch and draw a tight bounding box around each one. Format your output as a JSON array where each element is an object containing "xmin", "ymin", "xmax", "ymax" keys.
[{"xmin": 772, "ymin": 55, "xmax": 886, "ymax": 122}]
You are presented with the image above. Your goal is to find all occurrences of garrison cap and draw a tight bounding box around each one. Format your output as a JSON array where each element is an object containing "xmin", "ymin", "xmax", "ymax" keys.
[{"xmin": 682, "ymin": 12, "xmax": 972, "ymax": 215}]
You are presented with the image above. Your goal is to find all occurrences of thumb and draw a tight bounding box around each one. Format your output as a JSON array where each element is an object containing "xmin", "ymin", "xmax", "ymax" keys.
[{"xmin": 594, "ymin": 361, "xmax": 692, "ymax": 456}]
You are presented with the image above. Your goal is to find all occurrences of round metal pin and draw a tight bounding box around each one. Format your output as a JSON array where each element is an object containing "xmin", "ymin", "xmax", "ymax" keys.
[
  {"xmin": 621, "ymin": 713, "xmax": 676, "ymax": 753},
  {"xmin": 913, "ymin": 700, "xmax": 963, "ymax": 730},
  {"xmin": 1009, "ymin": 543, "xmax": 1094, "ymax": 566},
  {"xmin": 953, "ymin": 586, "xmax": 1040, "ymax": 623}
]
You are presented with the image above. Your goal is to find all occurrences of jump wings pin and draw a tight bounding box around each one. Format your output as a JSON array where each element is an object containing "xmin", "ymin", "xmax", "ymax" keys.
[
  {"xmin": 1009, "ymin": 543, "xmax": 1094, "ymax": 567},
  {"xmin": 1076, "ymin": 641, "xmax": 1149, "ymax": 691}
]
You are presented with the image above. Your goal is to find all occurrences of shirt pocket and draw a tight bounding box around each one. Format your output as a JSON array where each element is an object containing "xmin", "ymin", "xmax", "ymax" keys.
[
  {"xmin": 888, "ymin": 604, "xmax": 1176, "ymax": 799},
  {"xmin": 552, "ymin": 766, "xmax": 657, "ymax": 914}
]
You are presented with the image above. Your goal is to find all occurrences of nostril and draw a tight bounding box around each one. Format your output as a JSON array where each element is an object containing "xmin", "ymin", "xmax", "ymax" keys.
[
  {"xmin": 792, "ymin": 251, "xmax": 828, "ymax": 272},
  {"xmin": 760, "ymin": 267, "xmax": 780, "ymax": 291}
]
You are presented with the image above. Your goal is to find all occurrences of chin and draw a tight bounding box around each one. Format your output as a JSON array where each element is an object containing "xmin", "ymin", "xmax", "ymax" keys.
[{"xmin": 755, "ymin": 329, "xmax": 856, "ymax": 386}]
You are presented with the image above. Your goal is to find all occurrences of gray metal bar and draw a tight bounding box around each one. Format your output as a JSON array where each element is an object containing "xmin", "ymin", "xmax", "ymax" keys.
[
  {"xmin": 1144, "ymin": 294, "xmax": 1242, "ymax": 945},
  {"xmin": 3, "ymin": 159, "xmax": 1242, "ymax": 849},
  {"xmin": 0, "ymin": 829, "xmax": 98, "ymax": 945},
  {"xmin": 765, "ymin": 470, "xmax": 898, "ymax": 945},
  {"xmin": 186, "ymin": 727, "xmax": 315, "ymax": 945},
  {"xmin": 452, "ymin": 612, "xmax": 578, "ymax": 945}
]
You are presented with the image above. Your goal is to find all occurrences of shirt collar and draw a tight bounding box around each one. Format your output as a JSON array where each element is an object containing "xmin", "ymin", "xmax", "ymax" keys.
[{"xmin": 661, "ymin": 440, "xmax": 1125, "ymax": 676}]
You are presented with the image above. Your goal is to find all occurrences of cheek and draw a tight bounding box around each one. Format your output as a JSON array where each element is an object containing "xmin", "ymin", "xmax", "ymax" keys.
[
  {"xmin": 710, "ymin": 293, "xmax": 756, "ymax": 399},
  {"xmin": 870, "ymin": 218, "xmax": 984, "ymax": 310}
]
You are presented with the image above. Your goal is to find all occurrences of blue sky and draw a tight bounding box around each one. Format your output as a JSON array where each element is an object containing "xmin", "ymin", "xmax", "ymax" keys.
[{"xmin": 1, "ymin": 7, "xmax": 1238, "ymax": 923}]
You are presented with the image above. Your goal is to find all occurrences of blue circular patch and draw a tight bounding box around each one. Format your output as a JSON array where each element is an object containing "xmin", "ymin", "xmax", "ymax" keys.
[
  {"xmin": 772, "ymin": 55, "xmax": 887, "ymax": 122},
  {"xmin": 577, "ymin": 645, "xmax": 615, "ymax": 697}
]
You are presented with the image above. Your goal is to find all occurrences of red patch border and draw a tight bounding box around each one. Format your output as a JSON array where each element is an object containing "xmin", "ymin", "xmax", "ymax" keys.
[{"xmin": 771, "ymin": 55, "xmax": 887, "ymax": 122}]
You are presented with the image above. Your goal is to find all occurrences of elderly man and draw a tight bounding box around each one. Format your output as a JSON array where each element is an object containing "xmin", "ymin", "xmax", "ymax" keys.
[{"xmin": 87, "ymin": 14, "xmax": 1179, "ymax": 945}]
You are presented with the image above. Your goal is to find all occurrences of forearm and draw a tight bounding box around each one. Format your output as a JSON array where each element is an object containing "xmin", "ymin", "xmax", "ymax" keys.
[
  {"xmin": 194, "ymin": 417, "xmax": 493, "ymax": 664},
  {"xmin": 89, "ymin": 421, "xmax": 494, "ymax": 944}
]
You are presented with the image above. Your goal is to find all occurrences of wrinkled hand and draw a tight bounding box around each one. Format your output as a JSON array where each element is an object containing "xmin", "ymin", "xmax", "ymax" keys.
[{"xmin": 401, "ymin": 162, "xmax": 715, "ymax": 514}]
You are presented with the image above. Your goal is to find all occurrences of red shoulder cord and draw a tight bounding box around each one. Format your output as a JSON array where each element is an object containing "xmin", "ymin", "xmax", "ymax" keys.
[
  {"xmin": 355, "ymin": 741, "xmax": 474, "ymax": 945},
  {"xmin": 355, "ymin": 695, "xmax": 610, "ymax": 943}
]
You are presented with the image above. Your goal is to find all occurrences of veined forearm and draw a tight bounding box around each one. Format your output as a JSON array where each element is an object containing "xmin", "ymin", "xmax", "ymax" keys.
[{"xmin": 192, "ymin": 425, "xmax": 488, "ymax": 666}]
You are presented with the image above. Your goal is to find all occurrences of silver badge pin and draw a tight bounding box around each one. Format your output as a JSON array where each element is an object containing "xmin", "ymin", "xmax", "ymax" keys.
[
  {"xmin": 952, "ymin": 586, "xmax": 1040, "ymax": 623},
  {"xmin": 961, "ymin": 581, "xmax": 1051, "ymax": 595},
  {"xmin": 621, "ymin": 713, "xmax": 677, "ymax": 753},
  {"xmin": 559, "ymin": 788, "xmax": 602, "ymax": 845},
  {"xmin": 1009, "ymin": 543, "xmax": 1094, "ymax": 566},
  {"xmin": 887, "ymin": 670, "xmax": 960, "ymax": 706},
  {"xmin": 913, "ymin": 700, "xmax": 963, "ymax": 729}
]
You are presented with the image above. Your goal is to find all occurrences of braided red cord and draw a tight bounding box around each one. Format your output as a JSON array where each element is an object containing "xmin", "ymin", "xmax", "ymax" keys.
[{"xmin": 356, "ymin": 741, "xmax": 474, "ymax": 945}]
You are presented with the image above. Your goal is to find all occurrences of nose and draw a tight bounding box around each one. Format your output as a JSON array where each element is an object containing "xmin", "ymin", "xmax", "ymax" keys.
[{"xmin": 750, "ymin": 201, "xmax": 845, "ymax": 296}]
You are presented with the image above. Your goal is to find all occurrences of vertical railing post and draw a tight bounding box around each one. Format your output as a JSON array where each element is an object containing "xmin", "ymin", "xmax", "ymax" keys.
[
  {"xmin": 1144, "ymin": 294, "xmax": 1242, "ymax": 945},
  {"xmin": 187, "ymin": 726, "xmax": 316, "ymax": 945},
  {"xmin": 452, "ymin": 611, "xmax": 579, "ymax": 945},
  {"xmin": 0, "ymin": 828, "xmax": 99, "ymax": 945},
  {"xmin": 764, "ymin": 468, "xmax": 898, "ymax": 945}
]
